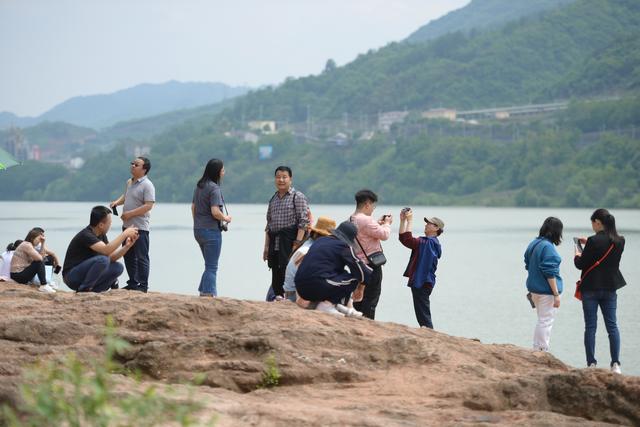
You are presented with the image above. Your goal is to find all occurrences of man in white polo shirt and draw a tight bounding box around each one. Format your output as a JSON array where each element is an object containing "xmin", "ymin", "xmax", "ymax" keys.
[{"xmin": 110, "ymin": 157, "xmax": 155, "ymax": 293}]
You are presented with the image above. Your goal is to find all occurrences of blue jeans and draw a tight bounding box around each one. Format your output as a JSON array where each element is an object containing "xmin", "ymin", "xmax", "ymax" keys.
[
  {"xmin": 194, "ymin": 228, "xmax": 222, "ymax": 296},
  {"xmin": 582, "ymin": 289, "xmax": 620, "ymax": 366},
  {"xmin": 64, "ymin": 255, "xmax": 124, "ymax": 292},
  {"xmin": 123, "ymin": 229, "xmax": 150, "ymax": 290}
]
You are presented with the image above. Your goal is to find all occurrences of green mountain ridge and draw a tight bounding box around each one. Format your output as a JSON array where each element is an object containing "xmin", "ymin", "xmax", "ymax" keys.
[
  {"xmin": 406, "ymin": 0, "xmax": 576, "ymax": 43},
  {"xmin": 1, "ymin": 0, "xmax": 639, "ymax": 209},
  {"xmin": 225, "ymin": 0, "xmax": 640, "ymax": 123},
  {"xmin": 0, "ymin": 81, "xmax": 249, "ymax": 130}
]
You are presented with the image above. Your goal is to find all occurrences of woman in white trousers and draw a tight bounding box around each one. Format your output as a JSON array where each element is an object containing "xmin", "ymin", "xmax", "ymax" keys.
[{"xmin": 524, "ymin": 217, "xmax": 564, "ymax": 352}]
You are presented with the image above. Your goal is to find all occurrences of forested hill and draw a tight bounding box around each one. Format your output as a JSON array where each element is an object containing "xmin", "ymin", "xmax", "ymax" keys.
[
  {"xmin": 406, "ymin": 0, "xmax": 576, "ymax": 43},
  {"xmin": 2, "ymin": 0, "xmax": 639, "ymax": 208},
  {"xmin": 3, "ymin": 96, "xmax": 639, "ymax": 208},
  {"xmin": 225, "ymin": 0, "xmax": 640, "ymax": 123},
  {"xmin": 0, "ymin": 81, "xmax": 249, "ymax": 130}
]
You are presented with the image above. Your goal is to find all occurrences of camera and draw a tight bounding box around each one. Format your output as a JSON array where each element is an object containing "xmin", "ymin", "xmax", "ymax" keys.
[
  {"xmin": 401, "ymin": 207, "xmax": 411, "ymax": 213},
  {"xmin": 219, "ymin": 221, "xmax": 228, "ymax": 232}
]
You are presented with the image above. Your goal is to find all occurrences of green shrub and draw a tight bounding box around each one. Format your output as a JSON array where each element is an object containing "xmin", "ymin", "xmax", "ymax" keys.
[{"xmin": 258, "ymin": 354, "xmax": 281, "ymax": 389}]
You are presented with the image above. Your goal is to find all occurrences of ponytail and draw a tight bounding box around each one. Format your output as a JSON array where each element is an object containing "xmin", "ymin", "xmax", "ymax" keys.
[
  {"xmin": 591, "ymin": 208, "xmax": 622, "ymax": 243},
  {"xmin": 6, "ymin": 239, "xmax": 22, "ymax": 252}
]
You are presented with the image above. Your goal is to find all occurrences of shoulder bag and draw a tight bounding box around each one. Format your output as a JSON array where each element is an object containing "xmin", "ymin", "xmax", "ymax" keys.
[
  {"xmin": 574, "ymin": 243, "xmax": 614, "ymax": 301},
  {"xmin": 356, "ymin": 237, "xmax": 387, "ymax": 267},
  {"xmin": 350, "ymin": 216, "xmax": 387, "ymax": 267}
]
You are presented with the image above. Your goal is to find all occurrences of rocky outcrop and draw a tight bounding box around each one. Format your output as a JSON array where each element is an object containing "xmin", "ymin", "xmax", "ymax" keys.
[{"xmin": 0, "ymin": 283, "xmax": 638, "ymax": 426}]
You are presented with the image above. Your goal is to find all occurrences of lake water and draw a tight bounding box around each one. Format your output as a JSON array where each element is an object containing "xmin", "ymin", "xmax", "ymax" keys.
[{"xmin": 1, "ymin": 201, "xmax": 638, "ymax": 375}]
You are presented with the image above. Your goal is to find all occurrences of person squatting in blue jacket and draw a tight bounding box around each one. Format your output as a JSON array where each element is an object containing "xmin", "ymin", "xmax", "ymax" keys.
[
  {"xmin": 524, "ymin": 217, "xmax": 563, "ymax": 352},
  {"xmin": 398, "ymin": 208, "xmax": 444, "ymax": 329},
  {"xmin": 295, "ymin": 221, "xmax": 372, "ymax": 315}
]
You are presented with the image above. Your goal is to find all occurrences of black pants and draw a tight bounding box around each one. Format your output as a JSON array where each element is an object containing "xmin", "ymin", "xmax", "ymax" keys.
[
  {"xmin": 11, "ymin": 260, "xmax": 46, "ymax": 285},
  {"xmin": 123, "ymin": 229, "xmax": 150, "ymax": 290},
  {"xmin": 411, "ymin": 284, "xmax": 433, "ymax": 328},
  {"xmin": 354, "ymin": 264, "xmax": 382, "ymax": 320},
  {"xmin": 269, "ymin": 252, "xmax": 286, "ymax": 298}
]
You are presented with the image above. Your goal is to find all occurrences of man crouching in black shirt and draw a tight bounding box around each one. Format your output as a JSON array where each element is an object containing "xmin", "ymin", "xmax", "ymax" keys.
[{"xmin": 63, "ymin": 206, "xmax": 138, "ymax": 293}]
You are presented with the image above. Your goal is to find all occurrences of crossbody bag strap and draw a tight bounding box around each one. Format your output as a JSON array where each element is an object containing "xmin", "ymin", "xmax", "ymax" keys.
[
  {"xmin": 528, "ymin": 238, "xmax": 546, "ymax": 274},
  {"xmin": 349, "ymin": 216, "xmax": 370, "ymax": 256},
  {"xmin": 527, "ymin": 238, "xmax": 544, "ymax": 259},
  {"xmin": 579, "ymin": 243, "xmax": 615, "ymax": 281},
  {"xmin": 220, "ymin": 191, "xmax": 229, "ymax": 216},
  {"xmin": 292, "ymin": 191, "xmax": 299, "ymax": 224}
]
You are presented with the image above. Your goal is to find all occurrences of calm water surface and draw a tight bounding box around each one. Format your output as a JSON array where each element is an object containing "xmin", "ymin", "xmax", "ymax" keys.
[{"xmin": 1, "ymin": 201, "xmax": 638, "ymax": 375}]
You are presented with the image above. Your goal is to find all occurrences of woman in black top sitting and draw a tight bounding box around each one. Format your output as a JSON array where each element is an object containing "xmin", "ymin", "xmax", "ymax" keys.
[{"xmin": 574, "ymin": 208, "xmax": 626, "ymax": 374}]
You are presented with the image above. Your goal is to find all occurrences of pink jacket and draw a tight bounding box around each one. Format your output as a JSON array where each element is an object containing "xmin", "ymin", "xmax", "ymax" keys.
[{"xmin": 351, "ymin": 213, "xmax": 390, "ymax": 264}]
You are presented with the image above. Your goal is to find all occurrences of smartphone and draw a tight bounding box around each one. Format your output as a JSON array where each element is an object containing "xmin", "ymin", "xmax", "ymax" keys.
[
  {"xmin": 112, "ymin": 205, "xmax": 118, "ymax": 216},
  {"xmin": 573, "ymin": 237, "xmax": 583, "ymax": 253},
  {"xmin": 526, "ymin": 292, "xmax": 535, "ymax": 308},
  {"xmin": 54, "ymin": 265, "xmax": 62, "ymax": 275}
]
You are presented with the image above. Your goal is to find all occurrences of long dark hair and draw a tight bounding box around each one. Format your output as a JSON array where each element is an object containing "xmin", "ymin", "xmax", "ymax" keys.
[
  {"xmin": 591, "ymin": 208, "xmax": 623, "ymax": 243},
  {"xmin": 24, "ymin": 229, "xmax": 43, "ymax": 245},
  {"xmin": 197, "ymin": 159, "xmax": 224, "ymax": 188},
  {"xmin": 538, "ymin": 216, "xmax": 563, "ymax": 246}
]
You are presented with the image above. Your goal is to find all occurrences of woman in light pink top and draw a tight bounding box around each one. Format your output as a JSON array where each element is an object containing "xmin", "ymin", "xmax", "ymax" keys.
[{"xmin": 10, "ymin": 229, "xmax": 48, "ymax": 286}]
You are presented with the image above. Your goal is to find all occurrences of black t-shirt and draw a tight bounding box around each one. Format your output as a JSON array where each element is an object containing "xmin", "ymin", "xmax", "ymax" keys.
[{"xmin": 63, "ymin": 226, "xmax": 108, "ymax": 276}]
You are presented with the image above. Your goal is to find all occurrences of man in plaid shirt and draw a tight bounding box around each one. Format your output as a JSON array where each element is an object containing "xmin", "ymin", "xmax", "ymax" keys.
[{"xmin": 263, "ymin": 166, "xmax": 310, "ymax": 300}]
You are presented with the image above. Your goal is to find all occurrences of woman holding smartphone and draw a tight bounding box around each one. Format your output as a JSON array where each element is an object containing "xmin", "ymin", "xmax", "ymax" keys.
[
  {"xmin": 524, "ymin": 217, "xmax": 563, "ymax": 352},
  {"xmin": 574, "ymin": 208, "xmax": 626, "ymax": 374},
  {"xmin": 191, "ymin": 159, "xmax": 232, "ymax": 297}
]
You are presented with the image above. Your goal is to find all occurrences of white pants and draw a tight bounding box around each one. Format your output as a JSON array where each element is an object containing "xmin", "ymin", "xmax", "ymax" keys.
[{"xmin": 532, "ymin": 293, "xmax": 557, "ymax": 352}]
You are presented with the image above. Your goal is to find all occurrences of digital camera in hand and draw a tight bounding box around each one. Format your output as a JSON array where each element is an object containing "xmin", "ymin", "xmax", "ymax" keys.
[
  {"xmin": 401, "ymin": 207, "xmax": 411, "ymax": 214},
  {"xmin": 219, "ymin": 221, "xmax": 228, "ymax": 232}
]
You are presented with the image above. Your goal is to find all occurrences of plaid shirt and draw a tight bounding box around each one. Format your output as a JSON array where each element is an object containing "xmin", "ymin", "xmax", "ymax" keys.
[{"xmin": 266, "ymin": 187, "xmax": 309, "ymax": 250}]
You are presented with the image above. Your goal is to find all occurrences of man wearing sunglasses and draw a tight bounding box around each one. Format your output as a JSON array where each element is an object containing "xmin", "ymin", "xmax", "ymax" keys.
[{"xmin": 110, "ymin": 157, "xmax": 155, "ymax": 293}]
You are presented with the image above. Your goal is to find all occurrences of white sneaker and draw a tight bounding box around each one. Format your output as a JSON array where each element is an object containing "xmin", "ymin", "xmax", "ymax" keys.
[
  {"xmin": 588, "ymin": 363, "xmax": 597, "ymax": 368},
  {"xmin": 48, "ymin": 280, "xmax": 60, "ymax": 290},
  {"xmin": 39, "ymin": 284, "xmax": 56, "ymax": 293},
  {"xmin": 316, "ymin": 301, "xmax": 344, "ymax": 316},
  {"xmin": 611, "ymin": 362, "xmax": 622, "ymax": 374},
  {"xmin": 336, "ymin": 304, "xmax": 363, "ymax": 318}
]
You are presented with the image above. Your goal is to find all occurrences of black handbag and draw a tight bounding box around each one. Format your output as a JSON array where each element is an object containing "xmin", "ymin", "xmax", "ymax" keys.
[
  {"xmin": 366, "ymin": 250, "xmax": 387, "ymax": 267},
  {"xmin": 350, "ymin": 215, "xmax": 387, "ymax": 267},
  {"xmin": 354, "ymin": 235, "xmax": 387, "ymax": 267}
]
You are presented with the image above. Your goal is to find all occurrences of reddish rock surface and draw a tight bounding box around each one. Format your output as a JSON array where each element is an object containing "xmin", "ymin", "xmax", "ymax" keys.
[{"xmin": 0, "ymin": 283, "xmax": 638, "ymax": 426}]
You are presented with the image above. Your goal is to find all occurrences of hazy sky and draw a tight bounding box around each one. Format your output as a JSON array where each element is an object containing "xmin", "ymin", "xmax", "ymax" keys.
[{"xmin": 1, "ymin": 0, "xmax": 469, "ymax": 116}]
